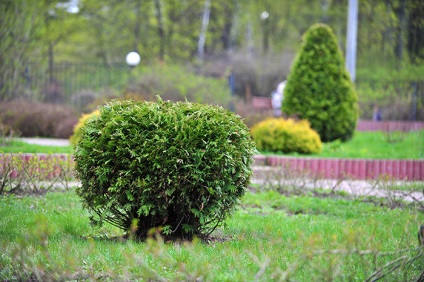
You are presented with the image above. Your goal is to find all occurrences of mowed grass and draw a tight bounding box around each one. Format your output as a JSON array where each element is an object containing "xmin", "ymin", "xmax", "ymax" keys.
[
  {"xmin": 1, "ymin": 189, "xmax": 423, "ymax": 281},
  {"xmin": 1, "ymin": 130, "xmax": 423, "ymax": 159},
  {"xmin": 262, "ymin": 130, "xmax": 424, "ymax": 159},
  {"xmin": 0, "ymin": 140, "xmax": 73, "ymax": 154}
]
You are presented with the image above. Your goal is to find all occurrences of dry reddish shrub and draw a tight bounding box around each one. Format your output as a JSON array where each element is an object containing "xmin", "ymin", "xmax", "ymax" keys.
[
  {"xmin": 232, "ymin": 98, "xmax": 273, "ymax": 128},
  {"xmin": 0, "ymin": 100, "xmax": 78, "ymax": 138}
]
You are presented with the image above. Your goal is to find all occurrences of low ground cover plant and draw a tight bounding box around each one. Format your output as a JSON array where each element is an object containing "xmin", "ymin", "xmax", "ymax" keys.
[
  {"xmin": 74, "ymin": 99, "xmax": 256, "ymax": 239},
  {"xmin": 251, "ymin": 117, "xmax": 322, "ymax": 154},
  {"xmin": 0, "ymin": 186, "xmax": 423, "ymax": 281}
]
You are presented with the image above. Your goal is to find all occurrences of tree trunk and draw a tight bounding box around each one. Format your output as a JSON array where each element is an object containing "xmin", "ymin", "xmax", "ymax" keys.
[
  {"xmin": 198, "ymin": 0, "xmax": 211, "ymax": 61},
  {"xmin": 394, "ymin": 0, "xmax": 406, "ymax": 62},
  {"xmin": 154, "ymin": 0, "xmax": 165, "ymax": 61},
  {"xmin": 407, "ymin": 0, "xmax": 424, "ymax": 63},
  {"xmin": 321, "ymin": 0, "xmax": 329, "ymax": 23},
  {"xmin": 134, "ymin": 0, "xmax": 142, "ymax": 52},
  {"xmin": 48, "ymin": 42, "xmax": 54, "ymax": 84}
]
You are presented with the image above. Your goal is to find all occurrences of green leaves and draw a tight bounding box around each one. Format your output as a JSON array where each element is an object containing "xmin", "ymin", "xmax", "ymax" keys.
[
  {"xmin": 251, "ymin": 118, "xmax": 322, "ymax": 154},
  {"xmin": 282, "ymin": 23, "xmax": 358, "ymax": 143},
  {"xmin": 130, "ymin": 64, "xmax": 231, "ymax": 106},
  {"xmin": 74, "ymin": 99, "xmax": 256, "ymax": 239}
]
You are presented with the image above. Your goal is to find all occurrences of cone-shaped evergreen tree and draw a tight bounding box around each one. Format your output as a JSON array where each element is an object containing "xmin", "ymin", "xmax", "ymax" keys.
[{"xmin": 282, "ymin": 23, "xmax": 358, "ymax": 142}]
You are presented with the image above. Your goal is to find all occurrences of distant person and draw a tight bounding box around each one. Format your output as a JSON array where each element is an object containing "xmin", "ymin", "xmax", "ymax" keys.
[
  {"xmin": 271, "ymin": 80, "xmax": 286, "ymax": 117},
  {"xmin": 372, "ymin": 105, "xmax": 382, "ymax": 121}
]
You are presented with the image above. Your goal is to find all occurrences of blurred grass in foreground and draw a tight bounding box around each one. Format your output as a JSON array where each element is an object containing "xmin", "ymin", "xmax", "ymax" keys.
[{"xmin": 0, "ymin": 189, "xmax": 423, "ymax": 281}]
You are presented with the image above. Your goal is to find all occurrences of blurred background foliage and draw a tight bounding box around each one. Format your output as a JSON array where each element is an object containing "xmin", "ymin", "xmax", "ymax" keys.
[{"xmin": 0, "ymin": 0, "xmax": 423, "ymax": 138}]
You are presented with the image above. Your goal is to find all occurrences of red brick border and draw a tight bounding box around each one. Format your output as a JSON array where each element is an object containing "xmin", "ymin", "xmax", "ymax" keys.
[
  {"xmin": 254, "ymin": 155, "xmax": 424, "ymax": 180},
  {"xmin": 2, "ymin": 154, "xmax": 423, "ymax": 181}
]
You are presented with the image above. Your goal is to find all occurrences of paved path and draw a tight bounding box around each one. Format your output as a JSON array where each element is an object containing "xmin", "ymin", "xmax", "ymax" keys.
[
  {"xmin": 56, "ymin": 172, "xmax": 424, "ymax": 203},
  {"xmin": 251, "ymin": 177, "xmax": 424, "ymax": 202},
  {"xmin": 252, "ymin": 166, "xmax": 424, "ymax": 202},
  {"xmin": 19, "ymin": 138, "xmax": 70, "ymax": 146}
]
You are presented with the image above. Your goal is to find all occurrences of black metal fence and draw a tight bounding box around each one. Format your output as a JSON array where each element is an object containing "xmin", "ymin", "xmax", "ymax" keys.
[
  {"xmin": 16, "ymin": 62, "xmax": 424, "ymax": 120},
  {"xmin": 23, "ymin": 62, "xmax": 130, "ymax": 104}
]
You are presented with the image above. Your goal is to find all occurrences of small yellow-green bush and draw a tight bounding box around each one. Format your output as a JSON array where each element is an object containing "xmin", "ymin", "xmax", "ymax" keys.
[
  {"xmin": 69, "ymin": 110, "xmax": 100, "ymax": 145},
  {"xmin": 251, "ymin": 118, "xmax": 322, "ymax": 154}
]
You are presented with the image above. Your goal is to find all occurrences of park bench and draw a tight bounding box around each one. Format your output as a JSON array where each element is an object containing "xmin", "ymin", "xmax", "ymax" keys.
[{"xmin": 251, "ymin": 96, "xmax": 272, "ymax": 111}]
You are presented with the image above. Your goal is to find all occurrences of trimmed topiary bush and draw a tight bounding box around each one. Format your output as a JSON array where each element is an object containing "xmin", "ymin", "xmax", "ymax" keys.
[
  {"xmin": 282, "ymin": 23, "xmax": 358, "ymax": 142},
  {"xmin": 74, "ymin": 98, "xmax": 256, "ymax": 239},
  {"xmin": 69, "ymin": 110, "xmax": 100, "ymax": 145},
  {"xmin": 251, "ymin": 118, "xmax": 322, "ymax": 154}
]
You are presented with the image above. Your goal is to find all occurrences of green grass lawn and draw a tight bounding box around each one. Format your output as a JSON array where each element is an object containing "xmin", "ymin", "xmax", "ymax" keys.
[
  {"xmin": 0, "ymin": 131, "xmax": 424, "ymax": 159},
  {"xmin": 1, "ymin": 189, "xmax": 423, "ymax": 281},
  {"xmin": 0, "ymin": 140, "xmax": 73, "ymax": 154},
  {"xmin": 262, "ymin": 130, "xmax": 424, "ymax": 159},
  {"xmin": 1, "ymin": 131, "xmax": 423, "ymax": 159}
]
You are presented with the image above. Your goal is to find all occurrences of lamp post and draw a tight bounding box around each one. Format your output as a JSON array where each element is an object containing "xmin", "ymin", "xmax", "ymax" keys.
[
  {"xmin": 345, "ymin": 0, "xmax": 358, "ymax": 82},
  {"xmin": 260, "ymin": 11, "xmax": 270, "ymax": 53},
  {"xmin": 125, "ymin": 51, "xmax": 140, "ymax": 89}
]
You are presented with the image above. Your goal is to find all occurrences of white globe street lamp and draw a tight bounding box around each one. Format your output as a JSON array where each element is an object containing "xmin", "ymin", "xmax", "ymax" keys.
[
  {"xmin": 260, "ymin": 11, "xmax": 269, "ymax": 20},
  {"xmin": 126, "ymin": 51, "xmax": 141, "ymax": 67}
]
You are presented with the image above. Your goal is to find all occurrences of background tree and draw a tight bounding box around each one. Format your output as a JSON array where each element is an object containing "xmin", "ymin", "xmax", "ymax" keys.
[
  {"xmin": 282, "ymin": 23, "xmax": 358, "ymax": 142},
  {"xmin": 0, "ymin": 0, "xmax": 84, "ymax": 101},
  {"xmin": 407, "ymin": 0, "xmax": 424, "ymax": 63},
  {"xmin": 0, "ymin": 0, "xmax": 49, "ymax": 100},
  {"xmin": 1, "ymin": 0, "xmax": 423, "ymax": 108}
]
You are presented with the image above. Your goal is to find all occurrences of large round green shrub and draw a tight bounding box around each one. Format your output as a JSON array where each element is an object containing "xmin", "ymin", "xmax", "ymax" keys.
[
  {"xmin": 251, "ymin": 118, "xmax": 322, "ymax": 154},
  {"xmin": 282, "ymin": 23, "xmax": 358, "ymax": 142},
  {"xmin": 74, "ymin": 99, "xmax": 256, "ymax": 239}
]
